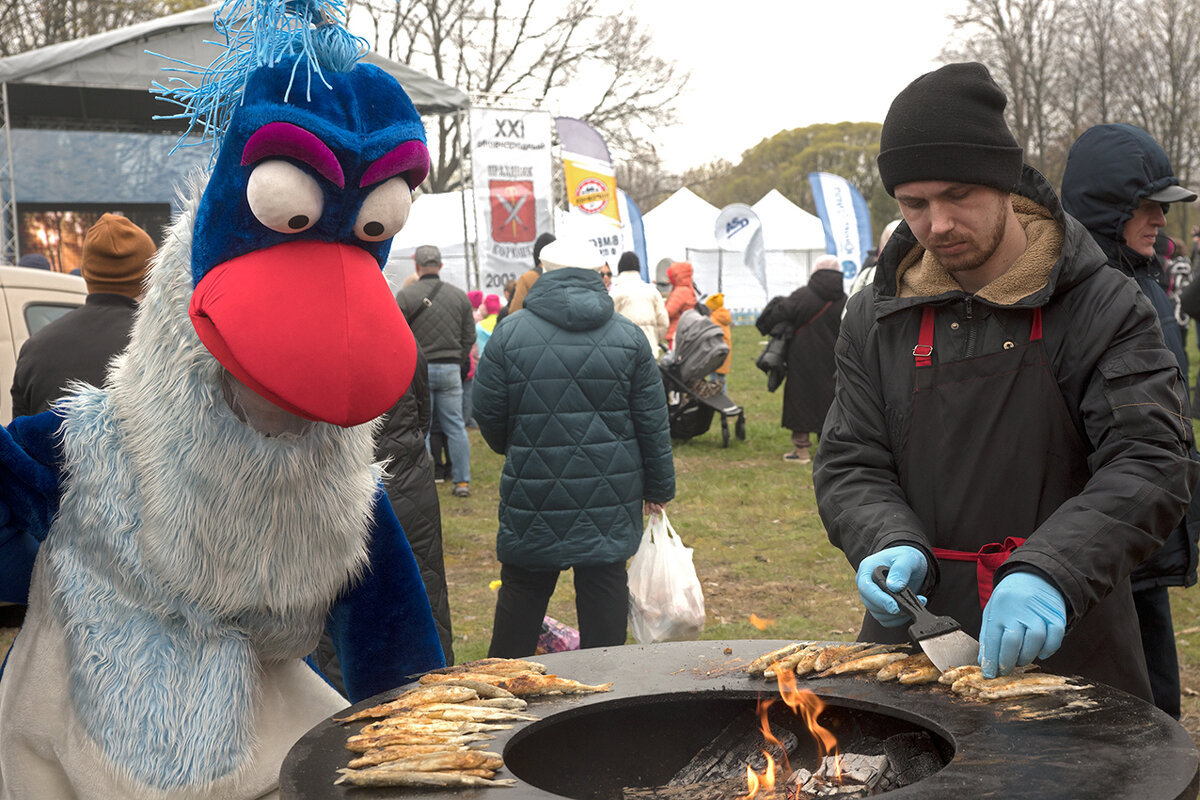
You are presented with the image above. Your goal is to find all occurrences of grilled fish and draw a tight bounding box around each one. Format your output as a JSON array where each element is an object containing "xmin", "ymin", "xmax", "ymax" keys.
[
  {"xmin": 410, "ymin": 703, "xmax": 538, "ymax": 722},
  {"xmin": 426, "ymin": 678, "xmax": 517, "ymax": 698},
  {"xmin": 333, "ymin": 685, "xmax": 480, "ymax": 723},
  {"xmin": 812, "ymin": 643, "xmax": 874, "ymax": 673},
  {"xmin": 424, "ymin": 658, "xmax": 548, "ymax": 676},
  {"xmin": 814, "ymin": 647, "xmax": 909, "ymax": 677},
  {"xmin": 876, "ymin": 652, "xmax": 935, "ymax": 682},
  {"xmin": 335, "ymin": 768, "xmax": 516, "ymax": 788},
  {"xmin": 345, "ymin": 732, "xmax": 494, "ymax": 753},
  {"xmin": 495, "ymin": 673, "xmax": 613, "ymax": 696},
  {"xmin": 746, "ymin": 643, "xmax": 807, "ymax": 676},
  {"xmin": 420, "ymin": 670, "xmax": 539, "ymax": 688},
  {"xmin": 347, "ymin": 743, "xmax": 485, "ymax": 769}
]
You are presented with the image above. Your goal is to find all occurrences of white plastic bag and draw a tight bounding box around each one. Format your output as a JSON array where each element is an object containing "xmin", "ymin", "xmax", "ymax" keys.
[{"xmin": 627, "ymin": 511, "xmax": 706, "ymax": 644}]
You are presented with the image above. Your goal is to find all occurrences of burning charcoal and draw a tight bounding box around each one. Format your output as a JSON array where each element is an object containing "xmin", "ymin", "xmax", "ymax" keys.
[
  {"xmin": 623, "ymin": 776, "xmax": 746, "ymax": 800},
  {"xmin": 821, "ymin": 754, "xmax": 888, "ymax": 789},
  {"xmin": 785, "ymin": 754, "xmax": 891, "ymax": 799},
  {"xmin": 666, "ymin": 713, "xmax": 797, "ymax": 786},
  {"xmin": 881, "ymin": 731, "xmax": 944, "ymax": 786}
]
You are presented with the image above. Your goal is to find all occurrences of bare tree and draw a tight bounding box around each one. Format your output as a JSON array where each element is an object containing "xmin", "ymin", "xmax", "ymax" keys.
[
  {"xmin": 944, "ymin": 0, "xmax": 1070, "ymax": 181},
  {"xmin": 347, "ymin": 0, "xmax": 686, "ymax": 195},
  {"xmin": 1113, "ymin": 0, "xmax": 1200, "ymax": 239},
  {"xmin": 0, "ymin": 0, "xmax": 205, "ymax": 56}
]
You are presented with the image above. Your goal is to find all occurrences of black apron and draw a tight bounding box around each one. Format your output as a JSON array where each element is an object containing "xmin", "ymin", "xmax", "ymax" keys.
[{"xmin": 859, "ymin": 304, "xmax": 1152, "ymax": 700}]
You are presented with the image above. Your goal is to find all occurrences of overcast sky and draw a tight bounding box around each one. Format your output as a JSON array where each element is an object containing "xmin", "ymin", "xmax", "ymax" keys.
[{"xmin": 627, "ymin": 0, "xmax": 970, "ymax": 171}]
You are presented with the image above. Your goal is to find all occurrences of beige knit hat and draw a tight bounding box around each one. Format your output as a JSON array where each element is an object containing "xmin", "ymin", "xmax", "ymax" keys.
[{"xmin": 82, "ymin": 214, "xmax": 154, "ymax": 298}]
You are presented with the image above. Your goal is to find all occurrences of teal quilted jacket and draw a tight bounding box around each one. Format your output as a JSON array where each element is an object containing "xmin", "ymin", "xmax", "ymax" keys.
[{"xmin": 472, "ymin": 268, "xmax": 675, "ymax": 569}]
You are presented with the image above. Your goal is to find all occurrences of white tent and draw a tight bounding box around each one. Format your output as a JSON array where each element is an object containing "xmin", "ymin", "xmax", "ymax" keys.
[
  {"xmin": 646, "ymin": 187, "xmax": 829, "ymax": 315},
  {"xmin": 750, "ymin": 189, "xmax": 828, "ymax": 300},
  {"xmin": 384, "ymin": 190, "xmax": 476, "ymax": 292},
  {"xmin": 642, "ymin": 187, "xmax": 719, "ymax": 273}
]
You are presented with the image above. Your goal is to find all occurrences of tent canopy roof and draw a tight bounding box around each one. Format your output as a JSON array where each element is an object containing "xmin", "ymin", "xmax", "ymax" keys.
[
  {"xmin": 752, "ymin": 189, "xmax": 826, "ymax": 250},
  {"xmin": 0, "ymin": 4, "xmax": 469, "ymax": 132}
]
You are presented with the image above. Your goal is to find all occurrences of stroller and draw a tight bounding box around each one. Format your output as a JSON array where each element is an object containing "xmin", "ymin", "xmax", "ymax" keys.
[{"xmin": 659, "ymin": 309, "xmax": 746, "ymax": 447}]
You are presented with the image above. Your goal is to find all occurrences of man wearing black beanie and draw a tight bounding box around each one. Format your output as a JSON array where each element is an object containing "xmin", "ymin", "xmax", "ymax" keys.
[{"xmin": 815, "ymin": 62, "xmax": 1196, "ymax": 703}]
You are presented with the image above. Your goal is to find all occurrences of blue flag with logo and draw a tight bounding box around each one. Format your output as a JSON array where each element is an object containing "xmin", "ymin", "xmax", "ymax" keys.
[{"xmin": 808, "ymin": 172, "xmax": 873, "ymax": 291}]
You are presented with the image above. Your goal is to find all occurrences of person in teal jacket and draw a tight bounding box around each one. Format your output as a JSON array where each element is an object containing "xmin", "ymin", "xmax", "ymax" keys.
[{"xmin": 473, "ymin": 237, "xmax": 676, "ymax": 657}]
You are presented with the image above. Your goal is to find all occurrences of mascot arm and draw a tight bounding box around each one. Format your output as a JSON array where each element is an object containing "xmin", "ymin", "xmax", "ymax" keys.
[
  {"xmin": 326, "ymin": 487, "xmax": 446, "ymax": 702},
  {"xmin": 0, "ymin": 410, "xmax": 65, "ymax": 604}
]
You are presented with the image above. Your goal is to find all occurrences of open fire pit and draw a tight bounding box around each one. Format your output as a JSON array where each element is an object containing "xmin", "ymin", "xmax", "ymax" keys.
[{"xmin": 281, "ymin": 640, "xmax": 1199, "ymax": 799}]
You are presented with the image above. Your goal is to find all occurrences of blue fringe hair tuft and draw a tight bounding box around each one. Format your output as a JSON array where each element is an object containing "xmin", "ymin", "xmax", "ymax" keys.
[{"xmin": 150, "ymin": 0, "xmax": 369, "ymax": 160}]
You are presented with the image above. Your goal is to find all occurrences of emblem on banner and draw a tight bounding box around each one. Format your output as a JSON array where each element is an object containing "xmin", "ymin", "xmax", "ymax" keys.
[
  {"xmin": 490, "ymin": 180, "xmax": 536, "ymax": 243},
  {"xmin": 574, "ymin": 177, "xmax": 611, "ymax": 214}
]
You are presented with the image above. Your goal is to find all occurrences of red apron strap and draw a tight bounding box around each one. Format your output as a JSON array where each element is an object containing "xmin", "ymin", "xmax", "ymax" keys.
[
  {"xmin": 933, "ymin": 537, "xmax": 1027, "ymax": 609},
  {"xmin": 1030, "ymin": 307, "xmax": 1043, "ymax": 341},
  {"xmin": 913, "ymin": 306, "xmax": 936, "ymax": 367}
]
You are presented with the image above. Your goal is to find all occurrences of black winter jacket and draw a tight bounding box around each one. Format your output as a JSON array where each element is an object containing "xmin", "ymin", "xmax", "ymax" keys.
[
  {"xmin": 395, "ymin": 275, "xmax": 475, "ymax": 363},
  {"xmin": 779, "ymin": 268, "xmax": 845, "ymax": 433},
  {"xmin": 816, "ymin": 166, "xmax": 1197, "ymax": 646},
  {"xmin": 473, "ymin": 268, "xmax": 675, "ymax": 570},
  {"xmin": 1060, "ymin": 122, "xmax": 1200, "ymax": 590},
  {"xmin": 11, "ymin": 294, "xmax": 136, "ymax": 418},
  {"xmin": 374, "ymin": 348, "xmax": 454, "ymax": 663}
]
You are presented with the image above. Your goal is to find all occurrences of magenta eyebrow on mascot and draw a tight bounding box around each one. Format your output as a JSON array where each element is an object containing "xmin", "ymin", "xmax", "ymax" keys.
[{"xmin": 0, "ymin": 1, "xmax": 445, "ymax": 797}]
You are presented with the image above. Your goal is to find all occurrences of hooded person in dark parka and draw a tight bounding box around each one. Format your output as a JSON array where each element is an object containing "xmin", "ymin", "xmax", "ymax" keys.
[
  {"xmin": 473, "ymin": 238, "xmax": 675, "ymax": 658},
  {"xmin": 778, "ymin": 254, "xmax": 846, "ymax": 462},
  {"xmin": 1061, "ymin": 122, "xmax": 1200, "ymax": 718},
  {"xmin": 815, "ymin": 63, "xmax": 1197, "ymax": 702}
]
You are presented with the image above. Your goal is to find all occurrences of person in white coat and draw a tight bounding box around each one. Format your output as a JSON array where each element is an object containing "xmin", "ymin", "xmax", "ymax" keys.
[{"xmin": 610, "ymin": 252, "xmax": 669, "ymax": 358}]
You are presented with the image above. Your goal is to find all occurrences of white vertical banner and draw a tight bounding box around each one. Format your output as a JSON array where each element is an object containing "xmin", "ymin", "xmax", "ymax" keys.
[
  {"xmin": 715, "ymin": 203, "xmax": 768, "ymax": 300},
  {"xmin": 808, "ymin": 171, "xmax": 874, "ymax": 293},
  {"xmin": 470, "ymin": 108, "xmax": 554, "ymax": 293}
]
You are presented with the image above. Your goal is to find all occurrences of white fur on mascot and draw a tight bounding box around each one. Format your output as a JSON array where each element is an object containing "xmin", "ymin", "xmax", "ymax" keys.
[{"xmin": 0, "ymin": 2, "xmax": 446, "ymax": 797}]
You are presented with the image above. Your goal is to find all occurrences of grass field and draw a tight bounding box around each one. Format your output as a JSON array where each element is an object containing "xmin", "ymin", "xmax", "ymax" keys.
[{"xmin": 3, "ymin": 323, "xmax": 1200, "ymax": 745}]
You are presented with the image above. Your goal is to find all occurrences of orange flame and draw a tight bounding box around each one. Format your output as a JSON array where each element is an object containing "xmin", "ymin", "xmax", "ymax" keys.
[
  {"xmin": 774, "ymin": 669, "xmax": 838, "ymax": 760},
  {"xmin": 737, "ymin": 751, "xmax": 776, "ymax": 800},
  {"xmin": 750, "ymin": 613, "xmax": 774, "ymax": 630}
]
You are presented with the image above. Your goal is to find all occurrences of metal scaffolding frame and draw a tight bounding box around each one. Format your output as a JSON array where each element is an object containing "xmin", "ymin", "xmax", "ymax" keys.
[{"xmin": 0, "ymin": 83, "xmax": 18, "ymax": 265}]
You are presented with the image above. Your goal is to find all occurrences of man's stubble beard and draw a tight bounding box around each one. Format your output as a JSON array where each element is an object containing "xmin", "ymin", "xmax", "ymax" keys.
[{"xmin": 930, "ymin": 199, "xmax": 1008, "ymax": 275}]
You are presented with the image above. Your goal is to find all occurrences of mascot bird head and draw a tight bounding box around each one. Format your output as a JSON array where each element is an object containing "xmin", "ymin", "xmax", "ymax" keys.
[{"xmin": 158, "ymin": 0, "xmax": 425, "ymax": 430}]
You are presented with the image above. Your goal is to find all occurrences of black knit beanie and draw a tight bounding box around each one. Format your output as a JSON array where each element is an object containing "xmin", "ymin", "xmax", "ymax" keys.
[
  {"xmin": 877, "ymin": 62, "xmax": 1023, "ymax": 197},
  {"xmin": 532, "ymin": 232, "xmax": 556, "ymax": 267},
  {"xmin": 617, "ymin": 251, "xmax": 640, "ymax": 274}
]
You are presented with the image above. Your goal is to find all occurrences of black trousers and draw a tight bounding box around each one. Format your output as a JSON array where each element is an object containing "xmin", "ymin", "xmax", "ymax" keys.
[
  {"xmin": 488, "ymin": 561, "xmax": 628, "ymax": 658},
  {"xmin": 1133, "ymin": 585, "xmax": 1181, "ymax": 719}
]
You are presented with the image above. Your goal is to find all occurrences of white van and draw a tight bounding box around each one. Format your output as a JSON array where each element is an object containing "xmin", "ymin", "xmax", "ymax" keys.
[{"xmin": 0, "ymin": 266, "xmax": 88, "ymax": 425}]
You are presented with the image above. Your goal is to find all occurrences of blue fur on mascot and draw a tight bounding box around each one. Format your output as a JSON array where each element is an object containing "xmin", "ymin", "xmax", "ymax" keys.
[{"xmin": 0, "ymin": 2, "xmax": 445, "ymax": 797}]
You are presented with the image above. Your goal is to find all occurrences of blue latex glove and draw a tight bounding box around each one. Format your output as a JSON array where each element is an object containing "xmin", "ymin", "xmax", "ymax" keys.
[
  {"xmin": 979, "ymin": 571, "xmax": 1066, "ymax": 678},
  {"xmin": 855, "ymin": 545, "xmax": 929, "ymax": 628}
]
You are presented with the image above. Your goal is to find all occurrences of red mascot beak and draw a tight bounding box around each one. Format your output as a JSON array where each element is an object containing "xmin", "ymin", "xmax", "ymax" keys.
[{"xmin": 189, "ymin": 240, "xmax": 416, "ymax": 428}]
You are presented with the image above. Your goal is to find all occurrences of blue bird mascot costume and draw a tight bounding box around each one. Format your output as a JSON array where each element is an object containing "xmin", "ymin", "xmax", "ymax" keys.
[{"xmin": 0, "ymin": 2, "xmax": 445, "ymax": 797}]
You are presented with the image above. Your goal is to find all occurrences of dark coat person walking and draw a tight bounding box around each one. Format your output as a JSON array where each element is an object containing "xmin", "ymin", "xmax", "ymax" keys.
[
  {"xmin": 814, "ymin": 63, "xmax": 1197, "ymax": 701},
  {"xmin": 375, "ymin": 347, "xmax": 455, "ymax": 664},
  {"xmin": 779, "ymin": 255, "xmax": 846, "ymax": 463},
  {"xmin": 1060, "ymin": 122, "xmax": 1200, "ymax": 718},
  {"xmin": 472, "ymin": 238, "xmax": 675, "ymax": 658}
]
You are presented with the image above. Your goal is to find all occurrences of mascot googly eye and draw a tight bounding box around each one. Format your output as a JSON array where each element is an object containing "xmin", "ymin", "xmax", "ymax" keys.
[
  {"xmin": 355, "ymin": 177, "xmax": 412, "ymax": 241},
  {"xmin": 246, "ymin": 159, "xmax": 325, "ymax": 233}
]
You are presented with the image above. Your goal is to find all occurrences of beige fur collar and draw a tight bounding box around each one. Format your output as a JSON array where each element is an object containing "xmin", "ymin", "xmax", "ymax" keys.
[{"xmin": 896, "ymin": 195, "xmax": 1064, "ymax": 305}]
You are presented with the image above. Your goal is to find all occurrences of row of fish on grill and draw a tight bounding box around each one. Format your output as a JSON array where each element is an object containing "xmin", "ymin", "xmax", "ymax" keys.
[
  {"xmin": 333, "ymin": 657, "xmax": 613, "ymax": 788},
  {"xmin": 744, "ymin": 641, "xmax": 1092, "ymax": 702}
]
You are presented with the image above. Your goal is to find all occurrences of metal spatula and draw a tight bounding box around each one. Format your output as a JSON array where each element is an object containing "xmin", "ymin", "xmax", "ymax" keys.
[{"xmin": 872, "ymin": 566, "xmax": 979, "ymax": 672}]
